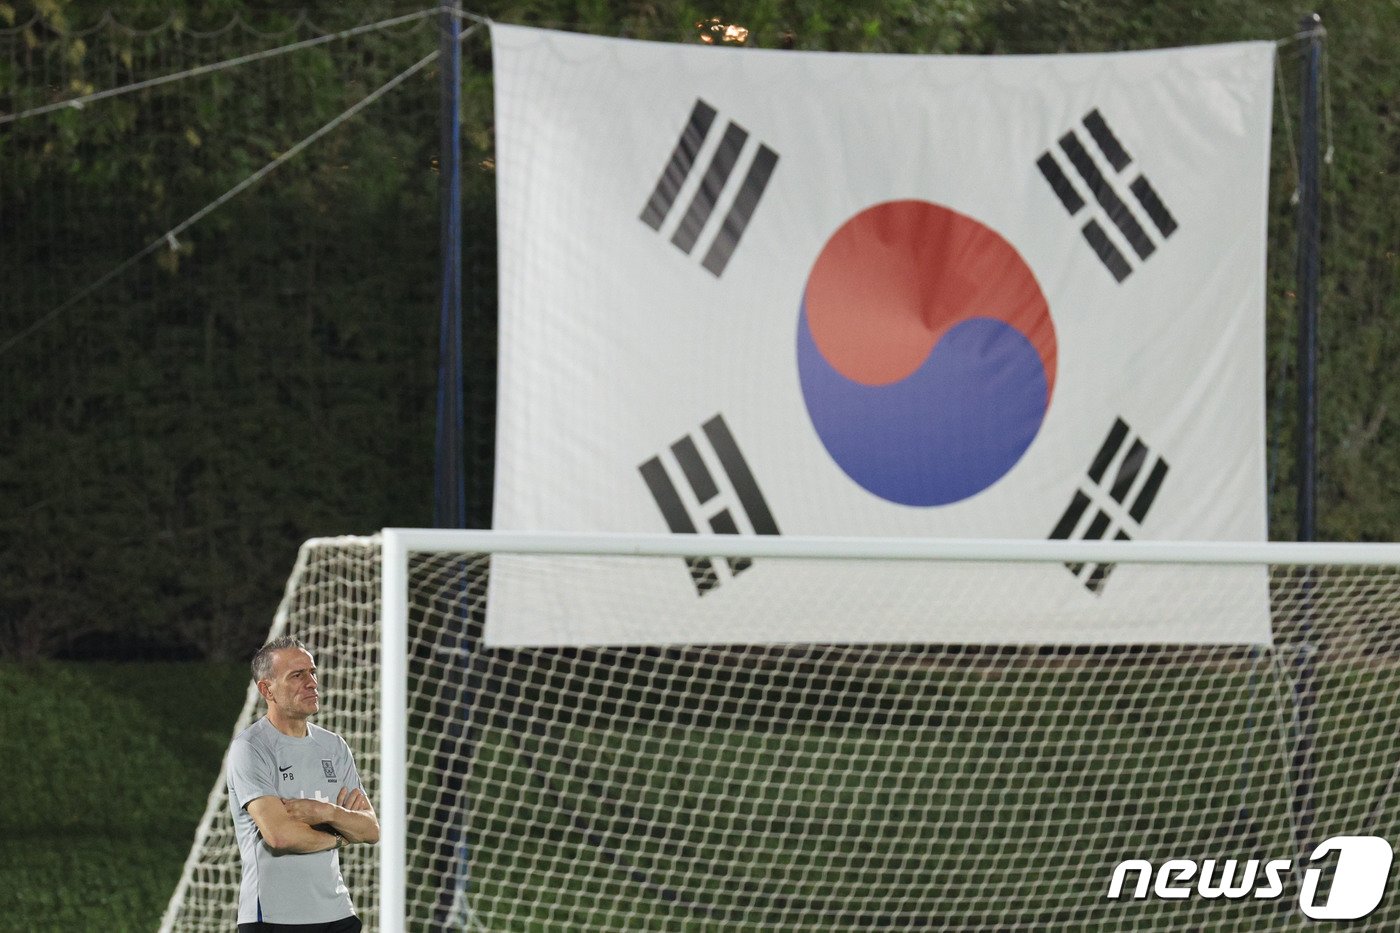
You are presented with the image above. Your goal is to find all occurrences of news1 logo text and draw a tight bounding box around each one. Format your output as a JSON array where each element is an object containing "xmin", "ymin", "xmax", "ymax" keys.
[{"xmin": 1107, "ymin": 835, "xmax": 1393, "ymax": 920}]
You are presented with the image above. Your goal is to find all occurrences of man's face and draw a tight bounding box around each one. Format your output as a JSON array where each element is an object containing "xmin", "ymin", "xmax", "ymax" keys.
[{"xmin": 261, "ymin": 648, "xmax": 320, "ymax": 719}]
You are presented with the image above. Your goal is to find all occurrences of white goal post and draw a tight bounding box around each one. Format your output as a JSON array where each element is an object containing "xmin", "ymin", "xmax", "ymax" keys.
[{"xmin": 164, "ymin": 529, "xmax": 1400, "ymax": 931}]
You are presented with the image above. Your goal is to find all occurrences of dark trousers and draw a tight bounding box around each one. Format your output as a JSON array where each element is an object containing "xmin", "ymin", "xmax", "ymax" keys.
[{"xmin": 238, "ymin": 916, "xmax": 361, "ymax": 933}]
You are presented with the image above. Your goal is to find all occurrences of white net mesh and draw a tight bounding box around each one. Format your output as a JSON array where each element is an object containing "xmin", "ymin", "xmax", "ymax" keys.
[
  {"xmin": 160, "ymin": 536, "xmax": 383, "ymax": 932},
  {"xmin": 165, "ymin": 536, "xmax": 1400, "ymax": 931}
]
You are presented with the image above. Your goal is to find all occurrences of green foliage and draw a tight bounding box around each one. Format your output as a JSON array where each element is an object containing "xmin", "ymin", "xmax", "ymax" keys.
[
  {"xmin": 1, "ymin": 0, "xmax": 1397, "ymax": 660},
  {"xmin": 0, "ymin": 661, "xmax": 247, "ymax": 930},
  {"xmin": 2, "ymin": 3, "xmax": 445, "ymax": 659}
]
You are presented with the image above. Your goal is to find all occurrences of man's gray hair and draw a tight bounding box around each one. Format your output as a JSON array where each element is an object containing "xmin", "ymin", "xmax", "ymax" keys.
[{"xmin": 251, "ymin": 635, "xmax": 309, "ymax": 683}]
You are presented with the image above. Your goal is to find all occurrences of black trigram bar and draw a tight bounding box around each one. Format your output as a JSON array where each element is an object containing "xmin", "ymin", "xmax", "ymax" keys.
[
  {"xmin": 1036, "ymin": 153, "xmax": 1084, "ymax": 214},
  {"xmin": 1081, "ymin": 220, "xmax": 1132, "ymax": 283},
  {"xmin": 1059, "ymin": 130, "xmax": 1155, "ymax": 261},
  {"xmin": 1036, "ymin": 109, "xmax": 1179, "ymax": 283},
  {"xmin": 1129, "ymin": 176, "xmax": 1178, "ymax": 238},
  {"xmin": 640, "ymin": 99, "xmax": 716, "ymax": 231},
  {"xmin": 670, "ymin": 435, "xmax": 751, "ymax": 576},
  {"xmin": 701, "ymin": 144, "xmax": 779, "ymax": 277},
  {"xmin": 1083, "ymin": 530, "xmax": 1131, "ymax": 595},
  {"xmin": 671, "ymin": 122, "xmax": 748, "ymax": 254},
  {"xmin": 639, "ymin": 98, "xmax": 779, "ymax": 278},
  {"xmin": 639, "ymin": 413, "xmax": 779, "ymax": 595},
  {"xmin": 638, "ymin": 455, "xmax": 719, "ymax": 593},
  {"xmin": 1086, "ymin": 417, "xmax": 1131, "ymax": 483},
  {"xmin": 701, "ymin": 414, "xmax": 780, "ymax": 536},
  {"xmin": 1050, "ymin": 417, "xmax": 1170, "ymax": 594},
  {"xmin": 1083, "ymin": 109, "xmax": 1131, "ymax": 171}
]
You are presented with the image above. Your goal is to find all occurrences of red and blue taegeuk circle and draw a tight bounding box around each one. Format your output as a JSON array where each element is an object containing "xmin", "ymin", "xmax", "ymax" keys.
[{"xmin": 797, "ymin": 200, "xmax": 1057, "ymax": 506}]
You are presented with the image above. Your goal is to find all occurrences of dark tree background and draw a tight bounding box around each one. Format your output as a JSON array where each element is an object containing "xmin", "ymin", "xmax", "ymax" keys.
[{"xmin": 1, "ymin": 0, "xmax": 1396, "ymax": 660}]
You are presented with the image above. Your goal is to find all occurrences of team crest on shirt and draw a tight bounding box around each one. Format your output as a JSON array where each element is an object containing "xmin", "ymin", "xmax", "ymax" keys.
[{"xmin": 322, "ymin": 759, "xmax": 337, "ymax": 782}]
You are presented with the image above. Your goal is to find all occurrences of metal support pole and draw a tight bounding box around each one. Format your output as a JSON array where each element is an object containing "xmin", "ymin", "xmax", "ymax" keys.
[
  {"xmin": 433, "ymin": 1, "xmax": 466, "ymax": 531},
  {"xmin": 427, "ymin": 5, "xmax": 472, "ymax": 932},
  {"xmin": 1292, "ymin": 9, "xmax": 1324, "ymax": 867},
  {"xmin": 1296, "ymin": 12, "xmax": 1322, "ymax": 544}
]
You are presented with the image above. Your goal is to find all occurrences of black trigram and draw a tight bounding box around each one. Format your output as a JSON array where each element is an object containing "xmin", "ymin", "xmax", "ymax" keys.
[
  {"xmin": 638, "ymin": 413, "xmax": 780, "ymax": 595},
  {"xmin": 1037, "ymin": 109, "xmax": 1178, "ymax": 283},
  {"xmin": 639, "ymin": 98, "xmax": 780, "ymax": 278},
  {"xmin": 1049, "ymin": 417, "xmax": 1170, "ymax": 593}
]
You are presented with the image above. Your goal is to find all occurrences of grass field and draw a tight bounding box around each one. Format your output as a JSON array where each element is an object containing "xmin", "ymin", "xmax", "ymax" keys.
[
  {"xmin": 0, "ymin": 662, "xmax": 246, "ymax": 932},
  {"xmin": 417, "ymin": 651, "xmax": 1400, "ymax": 931}
]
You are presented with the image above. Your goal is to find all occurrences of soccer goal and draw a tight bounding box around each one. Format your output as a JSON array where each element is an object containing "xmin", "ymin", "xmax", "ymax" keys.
[{"xmin": 163, "ymin": 530, "xmax": 1400, "ymax": 931}]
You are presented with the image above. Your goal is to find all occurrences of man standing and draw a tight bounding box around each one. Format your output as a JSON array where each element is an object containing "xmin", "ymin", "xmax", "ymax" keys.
[{"xmin": 228, "ymin": 635, "xmax": 380, "ymax": 932}]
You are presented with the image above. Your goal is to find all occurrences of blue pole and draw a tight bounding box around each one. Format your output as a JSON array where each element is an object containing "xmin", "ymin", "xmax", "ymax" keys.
[
  {"xmin": 433, "ymin": 0, "xmax": 466, "ymax": 530},
  {"xmin": 1292, "ymin": 11, "xmax": 1323, "ymax": 862},
  {"xmin": 1296, "ymin": 13, "xmax": 1321, "ymax": 546},
  {"xmin": 430, "ymin": 4, "xmax": 471, "ymax": 931}
]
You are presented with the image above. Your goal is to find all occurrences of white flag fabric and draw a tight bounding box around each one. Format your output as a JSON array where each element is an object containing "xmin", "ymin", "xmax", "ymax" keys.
[{"xmin": 487, "ymin": 24, "xmax": 1274, "ymax": 647}]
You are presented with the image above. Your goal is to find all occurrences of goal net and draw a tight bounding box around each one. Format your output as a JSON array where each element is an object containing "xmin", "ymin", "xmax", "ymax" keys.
[{"xmin": 163, "ymin": 531, "xmax": 1400, "ymax": 931}]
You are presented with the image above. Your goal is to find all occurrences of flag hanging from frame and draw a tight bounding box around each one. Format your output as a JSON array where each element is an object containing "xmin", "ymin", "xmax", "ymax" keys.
[{"xmin": 487, "ymin": 24, "xmax": 1274, "ymax": 647}]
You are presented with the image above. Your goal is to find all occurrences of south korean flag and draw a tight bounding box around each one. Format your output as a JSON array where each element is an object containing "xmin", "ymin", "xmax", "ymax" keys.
[{"xmin": 488, "ymin": 25, "xmax": 1273, "ymax": 648}]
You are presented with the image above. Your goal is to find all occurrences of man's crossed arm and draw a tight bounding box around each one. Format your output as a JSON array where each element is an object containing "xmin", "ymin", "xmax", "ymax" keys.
[{"xmin": 248, "ymin": 785, "xmax": 381, "ymax": 854}]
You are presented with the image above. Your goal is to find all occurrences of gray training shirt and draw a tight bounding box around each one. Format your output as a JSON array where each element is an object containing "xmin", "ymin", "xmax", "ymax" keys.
[{"xmin": 227, "ymin": 716, "xmax": 363, "ymax": 925}]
